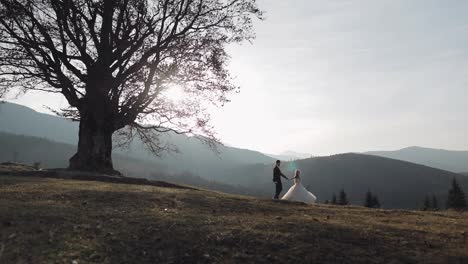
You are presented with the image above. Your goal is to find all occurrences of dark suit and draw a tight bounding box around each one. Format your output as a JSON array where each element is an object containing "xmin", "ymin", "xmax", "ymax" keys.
[{"xmin": 273, "ymin": 166, "xmax": 287, "ymax": 199}]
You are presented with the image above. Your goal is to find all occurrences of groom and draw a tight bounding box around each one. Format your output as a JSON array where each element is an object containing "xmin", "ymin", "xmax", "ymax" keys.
[{"xmin": 273, "ymin": 160, "xmax": 289, "ymax": 199}]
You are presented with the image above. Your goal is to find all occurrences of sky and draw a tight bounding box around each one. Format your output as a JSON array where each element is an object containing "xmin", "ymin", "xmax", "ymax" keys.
[{"xmin": 6, "ymin": 0, "xmax": 468, "ymax": 156}]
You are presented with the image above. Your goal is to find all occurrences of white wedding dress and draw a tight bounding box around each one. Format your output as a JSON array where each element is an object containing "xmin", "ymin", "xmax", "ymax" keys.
[{"xmin": 281, "ymin": 175, "xmax": 317, "ymax": 204}]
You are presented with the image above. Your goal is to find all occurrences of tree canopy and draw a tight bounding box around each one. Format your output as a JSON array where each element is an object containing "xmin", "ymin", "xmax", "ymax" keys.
[
  {"xmin": 338, "ymin": 189, "xmax": 349, "ymax": 206},
  {"xmin": 0, "ymin": 0, "xmax": 262, "ymax": 172},
  {"xmin": 447, "ymin": 178, "xmax": 467, "ymax": 210},
  {"xmin": 364, "ymin": 190, "xmax": 380, "ymax": 208}
]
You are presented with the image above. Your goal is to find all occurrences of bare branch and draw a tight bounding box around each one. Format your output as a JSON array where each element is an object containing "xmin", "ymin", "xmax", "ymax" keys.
[{"xmin": 0, "ymin": 0, "xmax": 262, "ymax": 160}]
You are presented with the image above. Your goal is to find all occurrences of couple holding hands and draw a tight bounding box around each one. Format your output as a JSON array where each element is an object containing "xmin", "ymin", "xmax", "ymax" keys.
[{"xmin": 273, "ymin": 160, "xmax": 317, "ymax": 204}]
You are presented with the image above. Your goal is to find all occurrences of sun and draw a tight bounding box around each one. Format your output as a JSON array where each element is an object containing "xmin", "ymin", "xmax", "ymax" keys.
[{"xmin": 162, "ymin": 84, "xmax": 186, "ymax": 102}]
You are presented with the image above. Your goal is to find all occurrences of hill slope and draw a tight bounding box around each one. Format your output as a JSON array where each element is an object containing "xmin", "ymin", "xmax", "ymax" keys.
[
  {"xmin": 366, "ymin": 146, "xmax": 468, "ymax": 173},
  {"xmin": 221, "ymin": 154, "xmax": 468, "ymax": 209},
  {"xmin": 0, "ymin": 102, "xmax": 274, "ymax": 179},
  {"xmin": 1, "ymin": 174, "xmax": 467, "ymax": 263},
  {"xmin": 2, "ymin": 130, "xmax": 467, "ymax": 209},
  {"xmin": 0, "ymin": 132, "xmax": 263, "ymax": 196},
  {"xmin": 0, "ymin": 131, "xmax": 168, "ymax": 173}
]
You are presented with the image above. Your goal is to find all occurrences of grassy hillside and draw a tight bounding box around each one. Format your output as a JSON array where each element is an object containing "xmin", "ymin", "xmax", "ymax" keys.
[
  {"xmin": 222, "ymin": 154, "xmax": 468, "ymax": 209},
  {"xmin": 1, "ymin": 173, "xmax": 467, "ymax": 263}
]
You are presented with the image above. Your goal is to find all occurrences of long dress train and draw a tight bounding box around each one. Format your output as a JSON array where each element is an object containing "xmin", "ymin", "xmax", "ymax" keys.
[{"xmin": 281, "ymin": 176, "xmax": 317, "ymax": 204}]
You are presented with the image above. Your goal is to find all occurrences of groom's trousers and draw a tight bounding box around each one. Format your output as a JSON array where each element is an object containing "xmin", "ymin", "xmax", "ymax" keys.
[{"xmin": 274, "ymin": 181, "xmax": 282, "ymax": 199}]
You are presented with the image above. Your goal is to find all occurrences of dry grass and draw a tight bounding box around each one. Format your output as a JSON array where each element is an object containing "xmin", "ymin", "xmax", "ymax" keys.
[
  {"xmin": 0, "ymin": 162, "xmax": 37, "ymax": 172},
  {"xmin": 1, "ymin": 174, "xmax": 467, "ymax": 264}
]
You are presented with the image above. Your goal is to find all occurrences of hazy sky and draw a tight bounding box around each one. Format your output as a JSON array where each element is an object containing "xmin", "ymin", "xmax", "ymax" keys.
[{"xmin": 7, "ymin": 0, "xmax": 468, "ymax": 155}]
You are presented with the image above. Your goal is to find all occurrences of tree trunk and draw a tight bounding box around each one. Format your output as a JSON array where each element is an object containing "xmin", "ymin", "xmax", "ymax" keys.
[{"xmin": 68, "ymin": 109, "xmax": 116, "ymax": 174}]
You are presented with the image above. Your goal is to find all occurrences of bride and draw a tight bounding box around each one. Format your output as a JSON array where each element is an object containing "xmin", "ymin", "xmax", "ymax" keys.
[{"xmin": 281, "ymin": 169, "xmax": 317, "ymax": 204}]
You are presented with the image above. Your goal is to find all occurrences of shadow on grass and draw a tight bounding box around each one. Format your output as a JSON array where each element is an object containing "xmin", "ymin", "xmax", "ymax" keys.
[
  {"xmin": 0, "ymin": 172, "xmax": 196, "ymax": 190},
  {"xmin": 1, "ymin": 183, "xmax": 467, "ymax": 263}
]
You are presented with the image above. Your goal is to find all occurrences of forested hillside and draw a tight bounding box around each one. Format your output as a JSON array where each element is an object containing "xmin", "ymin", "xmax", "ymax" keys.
[{"xmin": 222, "ymin": 154, "xmax": 468, "ymax": 209}]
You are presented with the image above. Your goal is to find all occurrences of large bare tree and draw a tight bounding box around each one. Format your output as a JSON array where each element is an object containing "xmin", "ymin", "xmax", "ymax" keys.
[{"xmin": 0, "ymin": 0, "xmax": 262, "ymax": 173}]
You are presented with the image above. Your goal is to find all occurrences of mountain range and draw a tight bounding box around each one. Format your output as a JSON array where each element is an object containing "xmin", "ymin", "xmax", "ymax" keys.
[
  {"xmin": 366, "ymin": 147, "xmax": 468, "ymax": 173},
  {"xmin": 0, "ymin": 102, "xmax": 274, "ymax": 179},
  {"xmin": 1, "ymin": 101, "xmax": 467, "ymax": 209},
  {"xmin": 0, "ymin": 131, "xmax": 262, "ymax": 196},
  {"xmin": 220, "ymin": 154, "xmax": 468, "ymax": 208},
  {"xmin": 265, "ymin": 151, "xmax": 313, "ymax": 161}
]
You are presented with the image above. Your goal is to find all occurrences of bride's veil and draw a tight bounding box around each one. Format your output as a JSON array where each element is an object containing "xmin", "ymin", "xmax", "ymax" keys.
[{"xmin": 294, "ymin": 169, "xmax": 301, "ymax": 179}]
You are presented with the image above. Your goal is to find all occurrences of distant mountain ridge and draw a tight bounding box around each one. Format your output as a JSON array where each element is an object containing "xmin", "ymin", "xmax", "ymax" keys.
[
  {"xmin": 0, "ymin": 102, "xmax": 274, "ymax": 179},
  {"xmin": 265, "ymin": 150, "xmax": 313, "ymax": 161},
  {"xmin": 366, "ymin": 146, "xmax": 468, "ymax": 173},
  {"xmin": 2, "ymin": 102, "xmax": 468, "ymax": 209},
  {"xmin": 2, "ymin": 128, "xmax": 466, "ymax": 209},
  {"xmin": 220, "ymin": 153, "xmax": 468, "ymax": 209},
  {"xmin": 0, "ymin": 102, "xmax": 78, "ymax": 144},
  {"xmin": 0, "ymin": 131, "xmax": 262, "ymax": 196}
]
